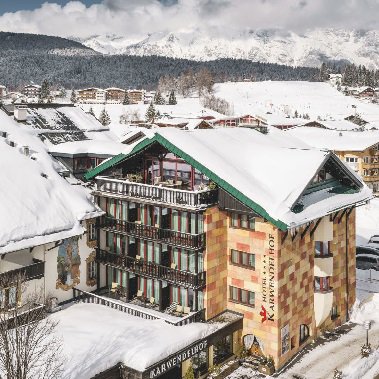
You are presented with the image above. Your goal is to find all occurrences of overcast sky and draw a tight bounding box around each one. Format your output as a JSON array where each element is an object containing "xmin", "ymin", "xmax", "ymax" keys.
[{"xmin": 0, "ymin": 0, "xmax": 378, "ymax": 39}]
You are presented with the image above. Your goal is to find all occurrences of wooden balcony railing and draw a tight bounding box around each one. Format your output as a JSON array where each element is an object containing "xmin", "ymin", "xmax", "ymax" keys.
[
  {"xmin": 95, "ymin": 176, "xmax": 218, "ymax": 209},
  {"xmin": 72, "ymin": 288, "xmax": 206, "ymax": 326},
  {"xmin": 96, "ymin": 249, "xmax": 206, "ymax": 289},
  {"xmin": 100, "ymin": 216, "xmax": 205, "ymax": 250},
  {"xmin": 0, "ymin": 259, "xmax": 45, "ymax": 287}
]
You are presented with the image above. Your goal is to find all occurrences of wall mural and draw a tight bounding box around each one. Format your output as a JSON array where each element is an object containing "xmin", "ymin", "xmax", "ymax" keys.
[{"xmin": 56, "ymin": 237, "xmax": 81, "ymax": 290}]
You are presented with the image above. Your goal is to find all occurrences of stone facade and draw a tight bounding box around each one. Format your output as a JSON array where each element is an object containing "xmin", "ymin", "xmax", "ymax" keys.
[{"xmin": 203, "ymin": 205, "xmax": 356, "ymax": 370}]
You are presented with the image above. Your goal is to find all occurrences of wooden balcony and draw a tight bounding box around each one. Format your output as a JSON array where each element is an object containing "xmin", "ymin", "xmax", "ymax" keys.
[
  {"xmin": 362, "ymin": 175, "xmax": 379, "ymax": 182},
  {"xmin": 0, "ymin": 259, "xmax": 45, "ymax": 287},
  {"xmin": 100, "ymin": 216, "xmax": 205, "ymax": 250},
  {"xmin": 94, "ymin": 176, "xmax": 218, "ymax": 210},
  {"xmin": 96, "ymin": 249, "xmax": 206, "ymax": 289}
]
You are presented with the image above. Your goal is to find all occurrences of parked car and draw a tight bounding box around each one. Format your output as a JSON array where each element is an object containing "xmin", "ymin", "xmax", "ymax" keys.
[
  {"xmin": 356, "ymin": 245, "xmax": 379, "ymax": 257},
  {"xmin": 368, "ymin": 235, "xmax": 379, "ymax": 245},
  {"xmin": 356, "ymin": 254, "xmax": 379, "ymax": 271}
]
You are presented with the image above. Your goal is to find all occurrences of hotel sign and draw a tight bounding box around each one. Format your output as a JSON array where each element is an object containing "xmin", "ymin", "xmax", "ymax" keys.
[
  {"xmin": 261, "ymin": 233, "xmax": 276, "ymax": 322},
  {"xmin": 149, "ymin": 340, "xmax": 208, "ymax": 378}
]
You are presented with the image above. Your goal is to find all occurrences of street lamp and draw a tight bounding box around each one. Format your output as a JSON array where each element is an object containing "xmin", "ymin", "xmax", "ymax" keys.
[{"xmin": 364, "ymin": 320, "xmax": 371, "ymax": 346}]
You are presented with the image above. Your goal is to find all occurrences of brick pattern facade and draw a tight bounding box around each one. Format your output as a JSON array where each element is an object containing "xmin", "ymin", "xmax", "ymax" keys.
[{"xmin": 203, "ymin": 206, "xmax": 356, "ymax": 370}]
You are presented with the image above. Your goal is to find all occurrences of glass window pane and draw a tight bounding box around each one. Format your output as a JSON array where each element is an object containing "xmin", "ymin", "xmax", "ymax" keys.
[
  {"xmin": 231, "ymin": 250, "xmax": 239, "ymax": 264},
  {"xmin": 241, "ymin": 215, "xmax": 248, "ymax": 228}
]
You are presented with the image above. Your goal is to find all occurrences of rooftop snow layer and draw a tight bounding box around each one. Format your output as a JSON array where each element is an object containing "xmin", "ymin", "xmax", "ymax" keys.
[
  {"xmin": 150, "ymin": 128, "xmax": 370, "ymax": 227},
  {"xmin": 0, "ymin": 111, "xmax": 102, "ymax": 254},
  {"xmin": 52, "ymin": 303, "xmax": 220, "ymax": 379},
  {"xmin": 286, "ymin": 127, "xmax": 379, "ymax": 151},
  {"xmin": 49, "ymin": 140, "xmax": 129, "ymax": 156}
]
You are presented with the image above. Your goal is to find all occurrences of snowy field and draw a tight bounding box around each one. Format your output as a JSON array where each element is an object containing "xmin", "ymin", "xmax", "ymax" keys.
[{"xmin": 213, "ymin": 81, "xmax": 379, "ymax": 124}]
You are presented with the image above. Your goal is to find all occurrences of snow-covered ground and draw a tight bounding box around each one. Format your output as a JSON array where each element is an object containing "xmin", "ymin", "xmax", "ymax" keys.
[
  {"xmin": 226, "ymin": 295, "xmax": 379, "ymax": 379},
  {"xmin": 213, "ymin": 81, "xmax": 379, "ymax": 124},
  {"xmin": 78, "ymin": 98, "xmax": 223, "ymax": 139}
]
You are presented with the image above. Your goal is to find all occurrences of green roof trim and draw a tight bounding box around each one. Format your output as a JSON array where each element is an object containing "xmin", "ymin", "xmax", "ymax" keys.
[
  {"xmin": 83, "ymin": 137, "xmax": 155, "ymax": 181},
  {"xmin": 84, "ymin": 134, "xmax": 289, "ymax": 230}
]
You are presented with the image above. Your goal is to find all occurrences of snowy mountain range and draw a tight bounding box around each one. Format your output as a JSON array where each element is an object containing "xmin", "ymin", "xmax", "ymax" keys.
[{"xmin": 79, "ymin": 28, "xmax": 379, "ymax": 68}]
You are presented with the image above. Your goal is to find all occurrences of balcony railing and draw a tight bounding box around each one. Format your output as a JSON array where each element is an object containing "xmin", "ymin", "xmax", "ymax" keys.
[
  {"xmin": 0, "ymin": 259, "xmax": 45, "ymax": 287},
  {"xmin": 100, "ymin": 216, "xmax": 205, "ymax": 250},
  {"xmin": 96, "ymin": 249, "xmax": 206, "ymax": 289},
  {"xmin": 95, "ymin": 176, "xmax": 218, "ymax": 209},
  {"xmin": 72, "ymin": 288, "xmax": 205, "ymax": 326}
]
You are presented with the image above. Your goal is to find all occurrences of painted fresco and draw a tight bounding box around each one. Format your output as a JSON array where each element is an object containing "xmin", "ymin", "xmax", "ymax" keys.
[{"xmin": 56, "ymin": 237, "xmax": 81, "ymax": 290}]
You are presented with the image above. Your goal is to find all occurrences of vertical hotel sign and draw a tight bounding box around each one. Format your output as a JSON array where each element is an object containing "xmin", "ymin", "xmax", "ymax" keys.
[{"xmin": 260, "ymin": 233, "xmax": 276, "ymax": 323}]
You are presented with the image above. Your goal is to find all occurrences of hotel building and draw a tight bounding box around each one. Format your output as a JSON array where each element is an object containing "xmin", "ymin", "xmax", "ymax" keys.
[{"xmin": 84, "ymin": 128, "xmax": 371, "ymax": 376}]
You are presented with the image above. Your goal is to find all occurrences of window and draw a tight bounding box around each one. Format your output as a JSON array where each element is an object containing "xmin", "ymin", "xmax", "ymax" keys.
[
  {"xmin": 230, "ymin": 249, "xmax": 255, "ymax": 269},
  {"xmin": 86, "ymin": 252, "xmax": 97, "ymax": 287},
  {"xmin": 229, "ymin": 286, "xmax": 255, "ymax": 307},
  {"xmin": 314, "ymin": 276, "xmax": 331, "ymax": 292},
  {"xmin": 0, "ymin": 286, "xmax": 19, "ymax": 310},
  {"xmin": 331, "ymin": 305, "xmax": 339, "ymax": 320},
  {"xmin": 230, "ymin": 213, "xmax": 255, "ymax": 230},
  {"xmin": 88, "ymin": 223, "xmax": 96, "ymax": 242},
  {"xmin": 315, "ymin": 241, "xmax": 330, "ymax": 257},
  {"xmin": 213, "ymin": 335, "xmax": 233, "ymax": 365},
  {"xmin": 299, "ymin": 324, "xmax": 309, "ymax": 344}
]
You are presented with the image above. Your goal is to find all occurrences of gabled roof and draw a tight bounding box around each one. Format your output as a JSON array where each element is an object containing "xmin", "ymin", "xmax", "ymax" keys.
[
  {"xmin": 85, "ymin": 128, "xmax": 371, "ymax": 230},
  {"xmin": 287, "ymin": 127, "xmax": 379, "ymax": 152}
]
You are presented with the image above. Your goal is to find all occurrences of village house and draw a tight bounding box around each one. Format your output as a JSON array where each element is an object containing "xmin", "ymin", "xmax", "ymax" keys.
[
  {"xmin": 84, "ymin": 127, "xmax": 370, "ymax": 377},
  {"xmin": 287, "ymin": 127, "xmax": 379, "ymax": 194},
  {"xmin": 22, "ymin": 84, "xmax": 41, "ymax": 98},
  {"xmin": 0, "ymin": 127, "xmax": 103, "ymax": 319},
  {"xmin": 106, "ymin": 88, "xmax": 126, "ymax": 103},
  {"xmin": 49, "ymin": 140, "xmax": 126, "ymax": 180},
  {"xmin": 127, "ymin": 89, "xmax": 145, "ymax": 104}
]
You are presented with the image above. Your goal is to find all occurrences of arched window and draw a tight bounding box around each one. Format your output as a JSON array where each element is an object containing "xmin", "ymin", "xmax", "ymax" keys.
[{"xmin": 299, "ymin": 324, "xmax": 309, "ymax": 344}]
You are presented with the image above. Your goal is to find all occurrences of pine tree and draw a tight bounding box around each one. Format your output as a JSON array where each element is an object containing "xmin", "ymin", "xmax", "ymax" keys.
[
  {"xmin": 123, "ymin": 91, "xmax": 130, "ymax": 105},
  {"xmin": 70, "ymin": 90, "xmax": 77, "ymax": 103},
  {"xmin": 99, "ymin": 108, "xmax": 111, "ymax": 126},
  {"xmin": 40, "ymin": 80, "xmax": 50, "ymax": 100},
  {"xmin": 88, "ymin": 107, "xmax": 95, "ymax": 117},
  {"xmin": 168, "ymin": 90, "xmax": 177, "ymax": 105},
  {"xmin": 145, "ymin": 102, "xmax": 156, "ymax": 123},
  {"xmin": 184, "ymin": 364, "xmax": 195, "ymax": 379},
  {"xmin": 319, "ymin": 63, "xmax": 328, "ymax": 82},
  {"xmin": 154, "ymin": 91, "xmax": 165, "ymax": 105}
]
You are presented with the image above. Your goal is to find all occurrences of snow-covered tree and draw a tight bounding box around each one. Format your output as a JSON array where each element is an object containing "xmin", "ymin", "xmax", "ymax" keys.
[
  {"xmin": 168, "ymin": 90, "xmax": 177, "ymax": 105},
  {"xmin": 88, "ymin": 107, "xmax": 95, "ymax": 117},
  {"xmin": 40, "ymin": 80, "xmax": 50, "ymax": 100},
  {"xmin": 123, "ymin": 91, "xmax": 130, "ymax": 105},
  {"xmin": 145, "ymin": 102, "xmax": 156, "ymax": 122},
  {"xmin": 99, "ymin": 108, "xmax": 111, "ymax": 126},
  {"xmin": 70, "ymin": 90, "xmax": 77, "ymax": 104},
  {"xmin": 0, "ymin": 275, "xmax": 64, "ymax": 379},
  {"xmin": 154, "ymin": 91, "xmax": 165, "ymax": 105}
]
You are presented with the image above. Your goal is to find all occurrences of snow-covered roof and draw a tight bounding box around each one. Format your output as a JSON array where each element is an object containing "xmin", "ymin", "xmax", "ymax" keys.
[
  {"xmin": 49, "ymin": 140, "xmax": 128, "ymax": 157},
  {"xmin": 106, "ymin": 87, "xmax": 125, "ymax": 92},
  {"xmin": 52, "ymin": 303, "xmax": 220, "ymax": 378},
  {"xmin": 0, "ymin": 111, "xmax": 102, "ymax": 254},
  {"xmin": 184, "ymin": 119, "xmax": 213, "ymax": 130},
  {"xmin": 287, "ymin": 127, "xmax": 379, "ymax": 152},
  {"xmin": 303, "ymin": 120, "xmax": 365, "ymax": 131},
  {"xmin": 119, "ymin": 128, "xmax": 157, "ymax": 144},
  {"xmin": 87, "ymin": 128, "xmax": 371, "ymax": 229}
]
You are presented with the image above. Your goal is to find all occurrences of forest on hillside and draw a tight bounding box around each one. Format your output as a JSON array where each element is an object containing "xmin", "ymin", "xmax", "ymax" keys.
[{"xmin": 0, "ymin": 52, "xmax": 319, "ymax": 90}]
